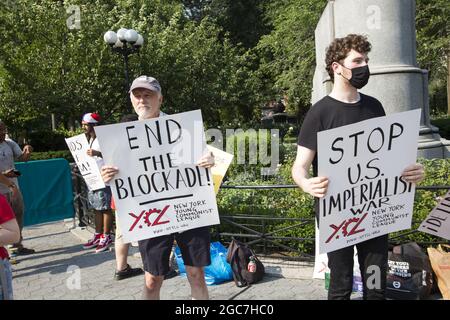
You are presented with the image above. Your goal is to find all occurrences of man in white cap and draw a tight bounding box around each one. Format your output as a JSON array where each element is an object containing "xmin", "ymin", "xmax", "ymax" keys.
[
  {"xmin": 101, "ymin": 75, "xmax": 215, "ymax": 300},
  {"xmin": 81, "ymin": 112, "xmax": 114, "ymax": 253}
]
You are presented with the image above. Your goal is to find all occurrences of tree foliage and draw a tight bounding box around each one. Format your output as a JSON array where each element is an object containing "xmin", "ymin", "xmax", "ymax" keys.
[
  {"xmin": 255, "ymin": 0, "xmax": 326, "ymax": 116},
  {"xmin": 416, "ymin": 0, "xmax": 449, "ymax": 114},
  {"xmin": 0, "ymin": 0, "xmax": 256, "ymax": 137},
  {"xmin": 0, "ymin": 0, "xmax": 447, "ymax": 146}
]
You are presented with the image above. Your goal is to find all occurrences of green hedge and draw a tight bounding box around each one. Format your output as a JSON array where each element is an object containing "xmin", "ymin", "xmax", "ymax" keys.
[
  {"xmin": 216, "ymin": 155, "xmax": 450, "ymax": 255},
  {"xmin": 27, "ymin": 130, "xmax": 67, "ymax": 152},
  {"xmin": 29, "ymin": 150, "xmax": 73, "ymax": 162}
]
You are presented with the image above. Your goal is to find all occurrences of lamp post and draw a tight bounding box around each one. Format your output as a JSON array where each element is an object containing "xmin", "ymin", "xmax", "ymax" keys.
[{"xmin": 103, "ymin": 28, "xmax": 144, "ymax": 107}]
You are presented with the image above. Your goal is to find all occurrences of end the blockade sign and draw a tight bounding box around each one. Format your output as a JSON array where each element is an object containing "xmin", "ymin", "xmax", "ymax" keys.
[
  {"xmin": 94, "ymin": 110, "xmax": 220, "ymax": 243},
  {"xmin": 317, "ymin": 109, "xmax": 421, "ymax": 254}
]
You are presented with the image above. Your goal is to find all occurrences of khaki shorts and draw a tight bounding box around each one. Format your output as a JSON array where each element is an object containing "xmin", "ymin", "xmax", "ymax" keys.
[{"xmin": 115, "ymin": 213, "xmax": 125, "ymax": 245}]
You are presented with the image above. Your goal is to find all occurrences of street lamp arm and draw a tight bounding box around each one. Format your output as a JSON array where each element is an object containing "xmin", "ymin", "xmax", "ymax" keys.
[
  {"xmin": 111, "ymin": 45, "xmax": 139, "ymax": 56},
  {"xmin": 104, "ymin": 28, "xmax": 143, "ymax": 112}
]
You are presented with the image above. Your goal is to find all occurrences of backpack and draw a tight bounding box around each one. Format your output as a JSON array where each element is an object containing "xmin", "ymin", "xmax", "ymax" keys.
[
  {"xmin": 386, "ymin": 242, "xmax": 434, "ymax": 300},
  {"xmin": 226, "ymin": 239, "xmax": 265, "ymax": 287}
]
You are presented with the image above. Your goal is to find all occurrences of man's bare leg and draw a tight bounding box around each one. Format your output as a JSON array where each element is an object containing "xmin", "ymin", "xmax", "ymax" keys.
[
  {"xmin": 115, "ymin": 242, "xmax": 130, "ymax": 271},
  {"xmin": 102, "ymin": 210, "xmax": 114, "ymax": 234},
  {"xmin": 142, "ymin": 272, "xmax": 164, "ymax": 300},
  {"xmin": 185, "ymin": 266, "xmax": 209, "ymax": 300},
  {"xmin": 94, "ymin": 211, "xmax": 103, "ymax": 234}
]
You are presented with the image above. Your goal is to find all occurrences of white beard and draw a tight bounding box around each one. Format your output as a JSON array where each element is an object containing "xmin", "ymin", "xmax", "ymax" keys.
[{"xmin": 137, "ymin": 108, "xmax": 154, "ymax": 120}]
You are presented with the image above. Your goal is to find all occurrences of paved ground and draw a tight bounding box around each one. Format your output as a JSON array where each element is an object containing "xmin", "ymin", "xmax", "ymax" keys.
[{"xmin": 10, "ymin": 221, "xmax": 331, "ymax": 300}]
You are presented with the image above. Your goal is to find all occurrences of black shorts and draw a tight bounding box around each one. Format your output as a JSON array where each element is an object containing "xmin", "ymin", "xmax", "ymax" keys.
[{"xmin": 138, "ymin": 227, "xmax": 211, "ymax": 276}]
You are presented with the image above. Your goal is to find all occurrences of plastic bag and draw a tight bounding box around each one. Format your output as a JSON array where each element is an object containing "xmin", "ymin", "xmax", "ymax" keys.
[
  {"xmin": 324, "ymin": 268, "xmax": 362, "ymax": 293},
  {"xmin": 323, "ymin": 249, "xmax": 362, "ymax": 293},
  {"xmin": 427, "ymin": 244, "xmax": 450, "ymax": 300},
  {"xmin": 175, "ymin": 241, "xmax": 233, "ymax": 286},
  {"xmin": 386, "ymin": 242, "xmax": 434, "ymax": 300}
]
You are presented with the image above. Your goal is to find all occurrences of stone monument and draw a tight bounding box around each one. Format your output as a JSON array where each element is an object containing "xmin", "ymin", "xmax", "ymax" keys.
[{"xmin": 312, "ymin": 0, "xmax": 449, "ymax": 158}]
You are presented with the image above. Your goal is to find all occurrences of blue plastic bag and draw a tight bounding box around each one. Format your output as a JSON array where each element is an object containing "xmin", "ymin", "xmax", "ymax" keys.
[{"xmin": 175, "ymin": 241, "xmax": 233, "ymax": 285}]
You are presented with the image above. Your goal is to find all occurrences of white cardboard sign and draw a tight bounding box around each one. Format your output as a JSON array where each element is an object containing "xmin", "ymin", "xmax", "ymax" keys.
[
  {"xmin": 317, "ymin": 109, "xmax": 421, "ymax": 254},
  {"xmin": 65, "ymin": 133, "xmax": 106, "ymax": 191},
  {"xmin": 418, "ymin": 191, "xmax": 450, "ymax": 241},
  {"xmin": 95, "ymin": 110, "xmax": 220, "ymax": 243}
]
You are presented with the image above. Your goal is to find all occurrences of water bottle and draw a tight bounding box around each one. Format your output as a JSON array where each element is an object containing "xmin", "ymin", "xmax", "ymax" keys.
[{"xmin": 247, "ymin": 256, "xmax": 256, "ymax": 273}]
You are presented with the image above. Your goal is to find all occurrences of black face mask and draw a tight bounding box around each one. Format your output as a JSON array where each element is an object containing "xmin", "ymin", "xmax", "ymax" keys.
[{"xmin": 340, "ymin": 64, "xmax": 370, "ymax": 89}]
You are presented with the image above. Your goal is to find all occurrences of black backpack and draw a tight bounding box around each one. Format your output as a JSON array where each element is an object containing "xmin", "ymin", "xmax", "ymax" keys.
[
  {"xmin": 226, "ymin": 239, "xmax": 265, "ymax": 287},
  {"xmin": 386, "ymin": 242, "xmax": 434, "ymax": 300}
]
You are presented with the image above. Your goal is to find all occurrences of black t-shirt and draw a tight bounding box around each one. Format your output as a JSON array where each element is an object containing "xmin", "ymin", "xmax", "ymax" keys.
[
  {"xmin": 297, "ymin": 93, "xmax": 386, "ymax": 218},
  {"xmin": 298, "ymin": 93, "xmax": 386, "ymax": 175}
]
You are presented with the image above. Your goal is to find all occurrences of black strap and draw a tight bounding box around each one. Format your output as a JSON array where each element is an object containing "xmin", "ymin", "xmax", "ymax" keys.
[
  {"xmin": 89, "ymin": 136, "xmax": 96, "ymax": 149},
  {"xmin": 230, "ymin": 247, "xmax": 246, "ymax": 287}
]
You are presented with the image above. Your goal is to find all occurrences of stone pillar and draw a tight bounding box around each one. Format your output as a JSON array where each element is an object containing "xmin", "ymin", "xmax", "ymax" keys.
[{"xmin": 312, "ymin": 0, "xmax": 450, "ymax": 158}]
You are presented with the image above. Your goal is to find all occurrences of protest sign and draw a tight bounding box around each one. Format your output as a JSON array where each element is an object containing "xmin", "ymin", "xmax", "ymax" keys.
[
  {"xmin": 95, "ymin": 110, "xmax": 220, "ymax": 243},
  {"xmin": 206, "ymin": 145, "xmax": 234, "ymax": 194},
  {"xmin": 65, "ymin": 133, "xmax": 105, "ymax": 191},
  {"xmin": 317, "ymin": 109, "xmax": 421, "ymax": 254},
  {"xmin": 313, "ymin": 222, "xmax": 328, "ymax": 279},
  {"xmin": 418, "ymin": 191, "xmax": 450, "ymax": 241}
]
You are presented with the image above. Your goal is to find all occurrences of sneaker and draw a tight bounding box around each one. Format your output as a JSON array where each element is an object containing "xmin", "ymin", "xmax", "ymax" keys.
[
  {"xmin": 83, "ymin": 233, "xmax": 102, "ymax": 249},
  {"xmin": 8, "ymin": 249, "xmax": 18, "ymax": 264},
  {"xmin": 16, "ymin": 247, "xmax": 35, "ymax": 255},
  {"xmin": 95, "ymin": 234, "xmax": 113, "ymax": 253},
  {"xmin": 114, "ymin": 264, "xmax": 144, "ymax": 281},
  {"xmin": 164, "ymin": 269, "xmax": 178, "ymax": 280},
  {"xmin": 9, "ymin": 248, "xmax": 18, "ymax": 258}
]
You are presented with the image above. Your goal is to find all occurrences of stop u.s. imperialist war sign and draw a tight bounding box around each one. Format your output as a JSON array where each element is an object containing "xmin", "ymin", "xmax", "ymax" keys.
[
  {"xmin": 317, "ymin": 109, "xmax": 421, "ymax": 254},
  {"xmin": 95, "ymin": 110, "xmax": 220, "ymax": 243},
  {"xmin": 65, "ymin": 133, "xmax": 106, "ymax": 191}
]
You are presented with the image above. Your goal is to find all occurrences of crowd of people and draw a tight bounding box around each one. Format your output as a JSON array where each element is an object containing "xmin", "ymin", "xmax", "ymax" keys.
[{"xmin": 0, "ymin": 34, "xmax": 426, "ymax": 301}]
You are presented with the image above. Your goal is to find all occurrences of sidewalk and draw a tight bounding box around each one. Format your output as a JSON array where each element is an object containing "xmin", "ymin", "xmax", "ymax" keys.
[{"xmin": 11, "ymin": 220, "xmax": 329, "ymax": 300}]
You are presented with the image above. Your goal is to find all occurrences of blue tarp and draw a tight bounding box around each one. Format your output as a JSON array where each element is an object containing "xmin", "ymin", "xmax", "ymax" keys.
[{"xmin": 15, "ymin": 158, "xmax": 74, "ymax": 226}]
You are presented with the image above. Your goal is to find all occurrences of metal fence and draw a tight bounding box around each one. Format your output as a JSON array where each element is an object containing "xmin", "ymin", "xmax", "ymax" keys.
[
  {"xmin": 71, "ymin": 163, "xmax": 92, "ymax": 228},
  {"xmin": 71, "ymin": 165, "xmax": 449, "ymax": 260}
]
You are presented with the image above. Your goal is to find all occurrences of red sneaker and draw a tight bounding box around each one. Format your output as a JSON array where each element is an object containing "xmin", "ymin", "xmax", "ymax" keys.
[
  {"xmin": 83, "ymin": 233, "xmax": 102, "ymax": 249},
  {"xmin": 95, "ymin": 234, "xmax": 113, "ymax": 253}
]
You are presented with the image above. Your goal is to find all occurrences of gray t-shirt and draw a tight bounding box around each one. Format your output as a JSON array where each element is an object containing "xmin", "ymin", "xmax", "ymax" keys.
[{"xmin": 0, "ymin": 139, "xmax": 22, "ymax": 194}]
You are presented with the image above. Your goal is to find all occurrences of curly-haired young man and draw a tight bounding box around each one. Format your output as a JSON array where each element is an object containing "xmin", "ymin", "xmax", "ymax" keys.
[{"xmin": 292, "ymin": 34, "xmax": 425, "ymax": 300}]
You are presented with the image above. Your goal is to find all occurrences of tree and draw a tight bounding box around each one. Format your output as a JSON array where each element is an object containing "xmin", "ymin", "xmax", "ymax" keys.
[
  {"xmin": 0, "ymin": 0, "xmax": 259, "ymax": 145},
  {"xmin": 255, "ymin": 0, "xmax": 325, "ymax": 117},
  {"xmin": 0, "ymin": 0, "xmax": 127, "ymax": 137},
  {"xmin": 416, "ymin": 0, "xmax": 449, "ymax": 115},
  {"xmin": 182, "ymin": 0, "xmax": 271, "ymax": 49}
]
